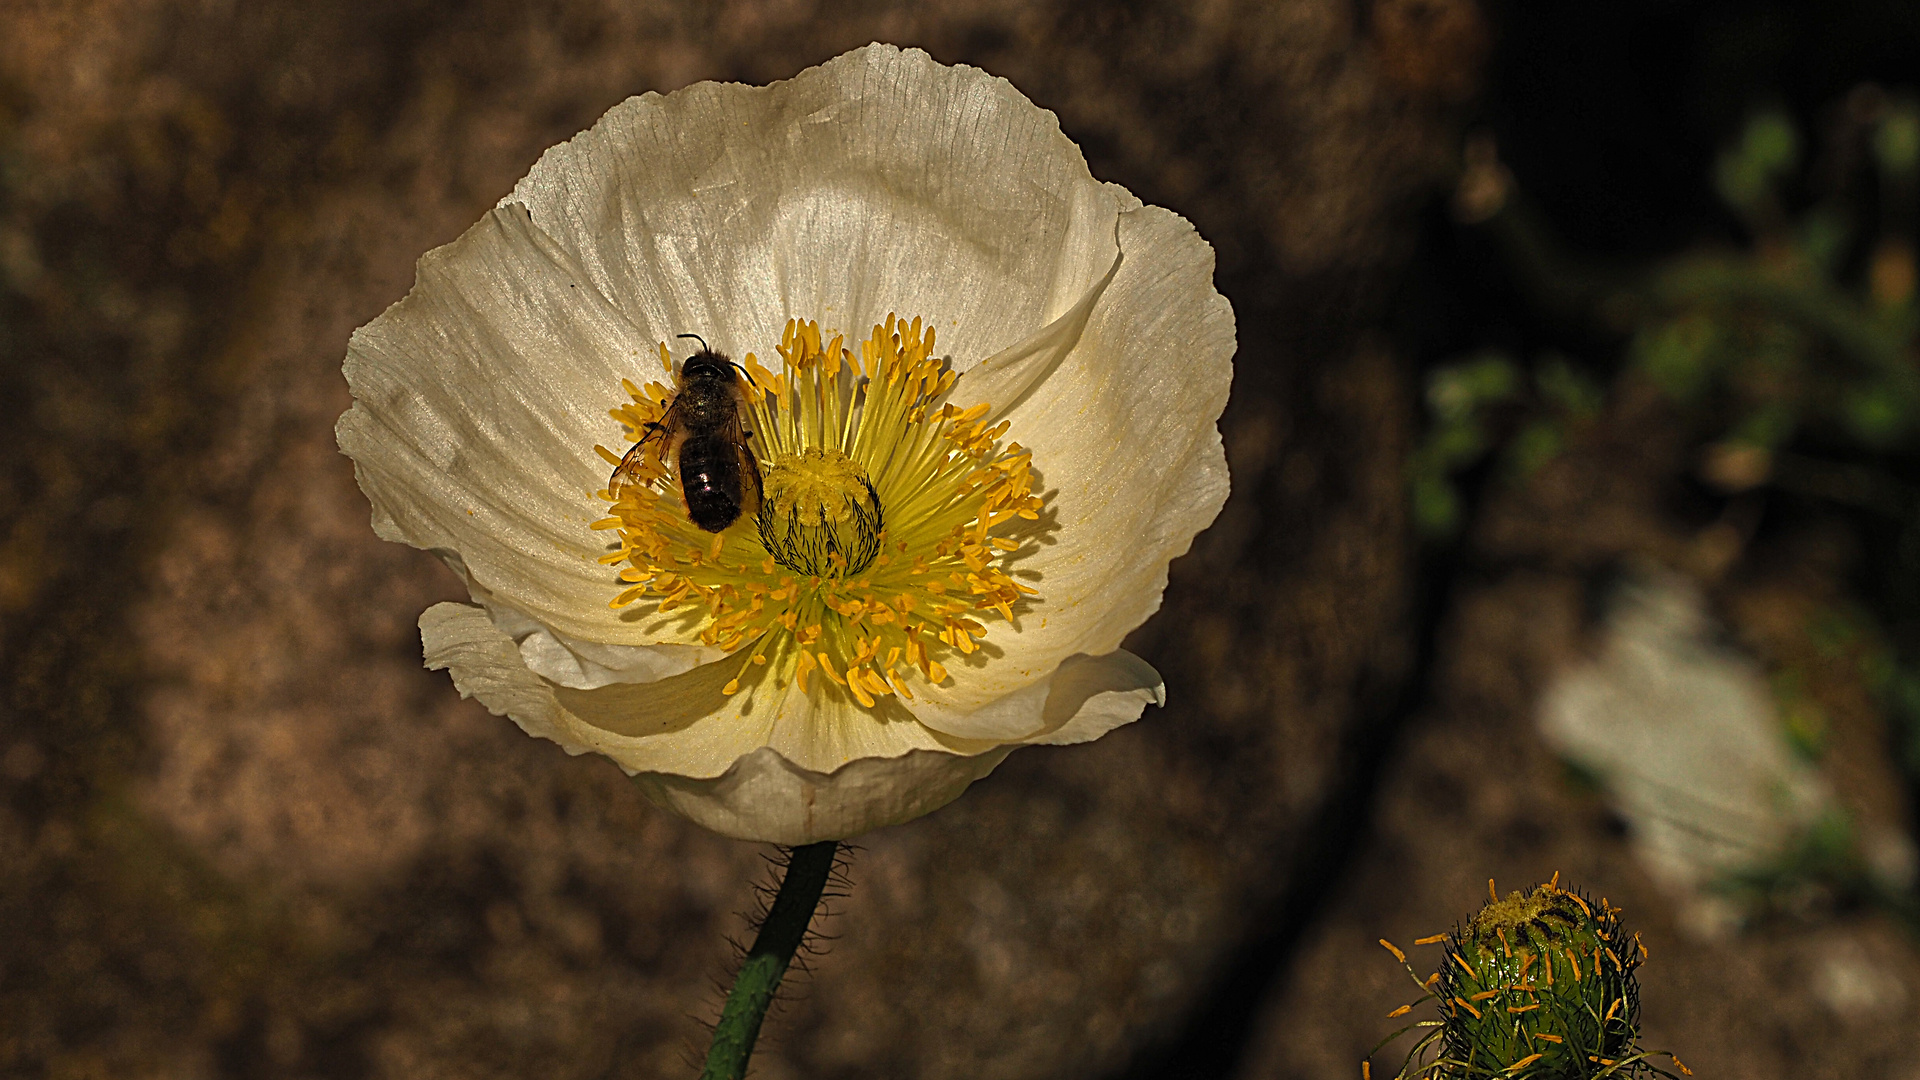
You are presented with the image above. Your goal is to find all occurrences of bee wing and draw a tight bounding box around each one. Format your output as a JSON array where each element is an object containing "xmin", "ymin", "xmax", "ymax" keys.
[
  {"xmin": 725, "ymin": 409, "xmax": 764, "ymax": 516},
  {"xmin": 734, "ymin": 441, "xmax": 764, "ymax": 517},
  {"xmin": 609, "ymin": 399, "xmax": 682, "ymax": 492}
]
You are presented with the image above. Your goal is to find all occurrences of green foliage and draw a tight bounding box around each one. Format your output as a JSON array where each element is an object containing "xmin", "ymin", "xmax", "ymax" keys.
[
  {"xmin": 1873, "ymin": 99, "xmax": 1920, "ymax": 181},
  {"xmin": 1630, "ymin": 102, "xmax": 1920, "ymax": 455},
  {"xmin": 1631, "ymin": 315, "xmax": 1719, "ymax": 402},
  {"xmin": 1423, "ymin": 93, "xmax": 1920, "ymax": 833},
  {"xmin": 1770, "ymin": 666, "xmax": 1830, "ymax": 760},
  {"xmin": 1409, "ymin": 353, "xmax": 1601, "ymax": 539},
  {"xmin": 1715, "ymin": 112, "xmax": 1800, "ymax": 220},
  {"xmin": 1371, "ymin": 881, "xmax": 1688, "ymax": 1080}
]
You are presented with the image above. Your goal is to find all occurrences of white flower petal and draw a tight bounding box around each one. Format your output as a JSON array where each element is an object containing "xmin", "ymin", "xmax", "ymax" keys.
[
  {"xmin": 908, "ymin": 647, "xmax": 1164, "ymax": 741},
  {"xmin": 947, "ymin": 222, "xmax": 1121, "ymax": 421},
  {"xmin": 451, "ymin": 561, "xmax": 724, "ymax": 689},
  {"xmin": 1020, "ymin": 650, "xmax": 1166, "ymax": 747},
  {"xmin": 632, "ymin": 744, "xmax": 1014, "ymax": 846},
  {"xmin": 420, "ymin": 600, "xmax": 604, "ymax": 761},
  {"xmin": 918, "ymin": 200, "xmax": 1234, "ymax": 713},
  {"xmin": 502, "ymin": 44, "xmax": 1121, "ymax": 370},
  {"xmin": 340, "ymin": 206, "xmax": 691, "ymax": 647},
  {"xmin": 425, "ymin": 600, "xmax": 1009, "ymax": 843},
  {"xmin": 422, "ymin": 601, "xmax": 988, "ymax": 779},
  {"xmin": 514, "ymin": 624, "xmax": 717, "ymax": 690}
]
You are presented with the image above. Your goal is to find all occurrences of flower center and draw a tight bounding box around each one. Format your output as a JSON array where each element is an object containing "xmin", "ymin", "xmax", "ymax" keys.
[
  {"xmin": 757, "ymin": 448, "xmax": 883, "ymax": 577},
  {"xmin": 592, "ymin": 316, "xmax": 1045, "ymax": 709}
]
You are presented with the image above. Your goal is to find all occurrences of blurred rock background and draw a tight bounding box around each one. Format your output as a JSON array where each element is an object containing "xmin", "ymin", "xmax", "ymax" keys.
[{"xmin": 2, "ymin": 1, "xmax": 1917, "ymax": 1078}]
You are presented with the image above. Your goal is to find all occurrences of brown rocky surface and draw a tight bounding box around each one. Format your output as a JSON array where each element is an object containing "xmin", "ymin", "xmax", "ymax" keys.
[
  {"xmin": 17, "ymin": 3, "xmax": 1913, "ymax": 1080},
  {"xmin": 1, "ymin": 2, "xmax": 1466, "ymax": 1077}
]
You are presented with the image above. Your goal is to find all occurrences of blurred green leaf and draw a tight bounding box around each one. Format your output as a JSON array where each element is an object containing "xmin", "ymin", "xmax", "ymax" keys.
[
  {"xmin": 1841, "ymin": 383, "xmax": 1908, "ymax": 446},
  {"xmin": 1426, "ymin": 352, "xmax": 1519, "ymax": 421},
  {"xmin": 1535, "ymin": 354, "xmax": 1603, "ymax": 418},
  {"xmin": 1798, "ymin": 206, "xmax": 1852, "ymax": 277},
  {"xmin": 1732, "ymin": 401, "xmax": 1797, "ymax": 449},
  {"xmin": 1634, "ymin": 314, "xmax": 1720, "ymax": 401},
  {"xmin": 1715, "ymin": 111, "xmax": 1800, "ymax": 216},
  {"xmin": 1428, "ymin": 419, "xmax": 1488, "ymax": 466},
  {"xmin": 1411, "ymin": 471, "xmax": 1461, "ymax": 538},
  {"xmin": 1506, "ymin": 419, "xmax": 1563, "ymax": 478},
  {"xmin": 1875, "ymin": 100, "xmax": 1920, "ymax": 182}
]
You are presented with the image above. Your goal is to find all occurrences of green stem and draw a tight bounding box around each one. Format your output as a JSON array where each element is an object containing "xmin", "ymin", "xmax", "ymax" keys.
[{"xmin": 699, "ymin": 840, "xmax": 839, "ymax": 1080}]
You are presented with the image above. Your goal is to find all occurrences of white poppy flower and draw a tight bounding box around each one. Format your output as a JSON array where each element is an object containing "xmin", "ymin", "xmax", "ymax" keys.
[{"xmin": 336, "ymin": 44, "xmax": 1233, "ymax": 844}]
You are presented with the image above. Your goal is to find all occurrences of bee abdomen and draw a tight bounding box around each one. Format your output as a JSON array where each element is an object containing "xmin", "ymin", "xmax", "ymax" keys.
[{"xmin": 678, "ymin": 434, "xmax": 748, "ymax": 532}]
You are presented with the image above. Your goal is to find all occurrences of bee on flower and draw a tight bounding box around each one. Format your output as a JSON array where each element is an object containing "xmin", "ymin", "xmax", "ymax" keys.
[
  {"xmin": 607, "ymin": 334, "xmax": 764, "ymax": 534},
  {"xmin": 337, "ymin": 44, "xmax": 1234, "ymax": 844}
]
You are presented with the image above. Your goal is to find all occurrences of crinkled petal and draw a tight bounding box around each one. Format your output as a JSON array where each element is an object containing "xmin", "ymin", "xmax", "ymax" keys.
[
  {"xmin": 916, "ymin": 199, "xmax": 1234, "ymax": 716},
  {"xmin": 502, "ymin": 43, "xmax": 1121, "ymax": 379},
  {"xmin": 1019, "ymin": 651, "xmax": 1166, "ymax": 747},
  {"xmin": 633, "ymin": 744, "xmax": 1014, "ymax": 845},
  {"xmin": 421, "ymin": 602, "xmax": 990, "ymax": 778},
  {"xmin": 421, "ymin": 603, "xmax": 1158, "ymax": 841},
  {"xmin": 948, "ymin": 225, "xmax": 1121, "ymax": 421},
  {"xmin": 343, "ymin": 44, "xmax": 1131, "ymax": 657},
  {"xmin": 910, "ymin": 649, "xmax": 1163, "ymax": 741},
  {"xmin": 340, "ymin": 206, "xmax": 686, "ymax": 646}
]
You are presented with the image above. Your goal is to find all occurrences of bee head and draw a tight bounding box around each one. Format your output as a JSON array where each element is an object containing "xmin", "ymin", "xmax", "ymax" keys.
[
  {"xmin": 680, "ymin": 350, "xmax": 732, "ymax": 380},
  {"xmin": 676, "ymin": 334, "xmax": 756, "ymax": 387}
]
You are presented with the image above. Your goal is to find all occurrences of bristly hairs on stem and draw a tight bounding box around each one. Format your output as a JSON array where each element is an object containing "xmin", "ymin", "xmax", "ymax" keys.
[
  {"xmin": 696, "ymin": 841, "xmax": 852, "ymax": 1080},
  {"xmin": 738, "ymin": 844, "xmax": 857, "ymax": 994}
]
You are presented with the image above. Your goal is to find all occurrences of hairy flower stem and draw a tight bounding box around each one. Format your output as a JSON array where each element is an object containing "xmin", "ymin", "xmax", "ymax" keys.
[{"xmin": 699, "ymin": 840, "xmax": 839, "ymax": 1080}]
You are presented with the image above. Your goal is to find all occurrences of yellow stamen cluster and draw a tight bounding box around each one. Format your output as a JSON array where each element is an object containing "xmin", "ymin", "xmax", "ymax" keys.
[{"xmin": 591, "ymin": 315, "xmax": 1044, "ymax": 708}]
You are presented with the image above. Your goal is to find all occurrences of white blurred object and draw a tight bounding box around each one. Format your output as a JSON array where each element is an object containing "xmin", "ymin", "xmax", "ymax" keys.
[
  {"xmin": 1537, "ymin": 572, "xmax": 1834, "ymax": 938},
  {"xmin": 1810, "ymin": 934, "xmax": 1907, "ymax": 1021}
]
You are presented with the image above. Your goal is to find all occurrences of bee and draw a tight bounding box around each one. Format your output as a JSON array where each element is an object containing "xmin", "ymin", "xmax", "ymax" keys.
[{"xmin": 611, "ymin": 334, "xmax": 763, "ymax": 532}]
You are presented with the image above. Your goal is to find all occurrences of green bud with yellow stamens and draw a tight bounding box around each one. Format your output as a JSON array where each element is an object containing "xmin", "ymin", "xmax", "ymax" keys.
[{"xmin": 1371, "ymin": 878, "xmax": 1691, "ymax": 1080}]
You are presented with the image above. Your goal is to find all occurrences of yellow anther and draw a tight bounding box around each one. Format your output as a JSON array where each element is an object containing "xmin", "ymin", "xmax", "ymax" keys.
[{"xmin": 597, "ymin": 315, "xmax": 1045, "ymax": 710}]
